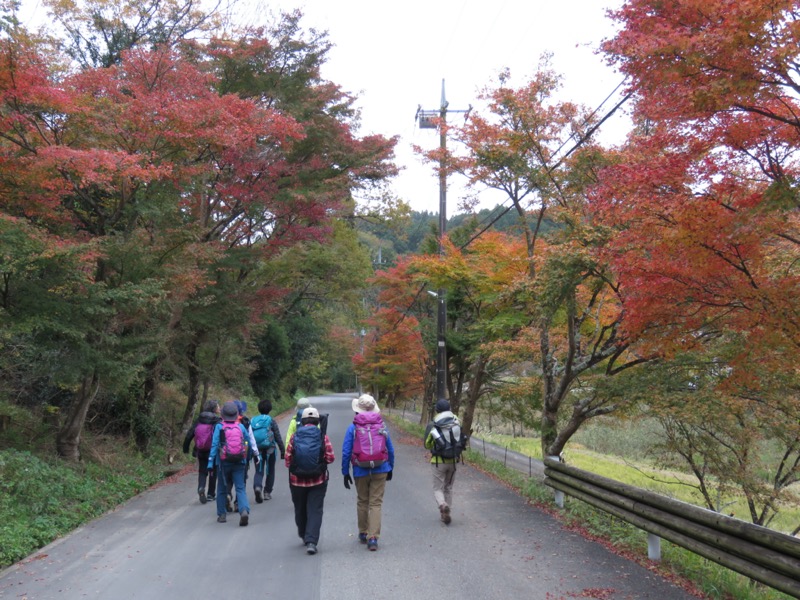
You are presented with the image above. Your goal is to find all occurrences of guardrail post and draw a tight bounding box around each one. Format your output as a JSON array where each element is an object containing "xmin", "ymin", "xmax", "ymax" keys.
[
  {"xmin": 647, "ymin": 533, "xmax": 661, "ymax": 561},
  {"xmin": 547, "ymin": 457, "xmax": 565, "ymax": 508}
]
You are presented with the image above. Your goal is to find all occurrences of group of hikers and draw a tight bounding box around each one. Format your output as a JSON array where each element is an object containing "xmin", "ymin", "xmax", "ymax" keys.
[{"xmin": 183, "ymin": 393, "xmax": 468, "ymax": 554}]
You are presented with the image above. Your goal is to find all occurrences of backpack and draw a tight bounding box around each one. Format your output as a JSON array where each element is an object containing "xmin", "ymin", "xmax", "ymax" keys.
[
  {"xmin": 251, "ymin": 414, "xmax": 275, "ymax": 453},
  {"xmin": 194, "ymin": 422, "xmax": 214, "ymax": 452},
  {"xmin": 351, "ymin": 412, "xmax": 388, "ymax": 468},
  {"xmin": 219, "ymin": 421, "xmax": 247, "ymax": 463},
  {"xmin": 431, "ymin": 418, "xmax": 467, "ymax": 461},
  {"xmin": 290, "ymin": 425, "xmax": 326, "ymax": 477}
]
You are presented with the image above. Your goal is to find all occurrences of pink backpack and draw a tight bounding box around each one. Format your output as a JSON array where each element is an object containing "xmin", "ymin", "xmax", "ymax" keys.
[
  {"xmin": 351, "ymin": 412, "xmax": 388, "ymax": 468},
  {"xmin": 194, "ymin": 423, "xmax": 214, "ymax": 451},
  {"xmin": 219, "ymin": 422, "xmax": 247, "ymax": 463}
]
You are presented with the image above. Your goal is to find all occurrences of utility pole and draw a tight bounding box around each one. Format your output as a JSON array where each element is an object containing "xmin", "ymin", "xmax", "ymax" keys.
[{"xmin": 416, "ymin": 80, "xmax": 471, "ymax": 402}]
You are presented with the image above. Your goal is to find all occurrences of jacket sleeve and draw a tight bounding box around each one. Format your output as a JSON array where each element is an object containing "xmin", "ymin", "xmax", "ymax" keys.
[
  {"xmin": 271, "ymin": 419, "xmax": 285, "ymax": 455},
  {"xmin": 386, "ymin": 432, "xmax": 395, "ymax": 469},
  {"xmin": 207, "ymin": 423, "xmax": 221, "ymax": 468},
  {"xmin": 341, "ymin": 425, "xmax": 354, "ymax": 475},
  {"xmin": 284, "ymin": 436, "xmax": 293, "ymax": 468},
  {"xmin": 424, "ymin": 422, "xmax": 434, "ymax": 450},
  {"xmin": 246, "ymin": 425, "xmax": 260, "ymax": 462},
  {"xmin": 182, "ymin": 422, "xmax": 197, "ymax": 454},
  {"xmin": 286, "ymin": 418, "xmax": 297, "ymax": 443},
  {"xmin": 323, "ymin": 435, "xmax": 336, "ymax": 464}
]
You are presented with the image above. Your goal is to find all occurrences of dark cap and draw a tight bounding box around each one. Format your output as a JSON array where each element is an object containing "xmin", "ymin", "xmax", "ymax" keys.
[
  {"xmin": 221, "ymin": 401, "xmax": 239, "ymax": 421},
  {"xmin": 435, "ymin": 398, "xmax": 450, "ymax": 413}
]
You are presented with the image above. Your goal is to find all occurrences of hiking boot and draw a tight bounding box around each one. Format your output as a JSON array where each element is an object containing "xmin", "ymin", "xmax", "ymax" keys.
[
  {"xmin": 367, "ymin": 537, "xmax": 378, "ymax": 551},
  {"xmin": 358, "ymin": 533, "xmax": 368, "ymax": 544},
  {"xmin": 264, "ymin": 492, "xmax": 272, "ymax": 501},
  {"xmin": 198, "ymin": 489, "xmax": 207, "ymax": 504},
  {"xmin": 239, "ymin": 511, "xmax": 249, "ymax": 527},
  {"xmin": 440, "ymin": 504, "xmax": 451, "ymax": 525},
  {"xmin": 255, "ymin": 488, "xmax": 263, "ymax": 504},
  {"xmin": 225, "ymin": 494, "xmax": 233, "ymax": 513},
  {"xmin": 207, "ymin": 494, "xmax": 216, "ymax": 502},
  {"xmin": 233, "ymin": 500, "xmax": 239, "ymax": 513},
  {"xmin": 306, "ymin": 543, "xmax": 317, "ymax": 555},
  {"xmin": 217, "ymin": 514, "xmax": 227, "ymax": 523}
]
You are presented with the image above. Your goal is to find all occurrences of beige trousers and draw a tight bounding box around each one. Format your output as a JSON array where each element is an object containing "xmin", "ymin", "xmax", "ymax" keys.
[
  {"xmin": 355, "ymin": 472, "xmax": 388, "ymax": 539},
  {"xmin": 431, "ymin": 462, "xmax": 456, "ymax": 509}
]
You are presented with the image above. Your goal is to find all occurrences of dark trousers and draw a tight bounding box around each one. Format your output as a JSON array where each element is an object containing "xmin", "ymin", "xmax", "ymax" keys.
[
  {"xmin": 196, "ymin": 450, "xmax": 216, "ymax": 495},
  {"xmin": 265, "ymin": 451, "xmax": 277, "ymax": 493},
  {"xmin": 290, "ymin": 481, "xmax": 328, "ymax": 545},
  {"xmin": 252, "ymin": 451, "xmax": 277, "ymax": 493}
]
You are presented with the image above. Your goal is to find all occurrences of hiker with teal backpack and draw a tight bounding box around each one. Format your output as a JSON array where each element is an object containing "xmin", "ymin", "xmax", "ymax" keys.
[
  {"xmin": 208, "ymin": 401, "xmax": 261, "ymax": 526},
  {"xmin": 251, "ymin": 399, "xmax": 285, "ymax": 503},
  {"xmin": 284, "ymin": 407, "xmax": 335, "ymax": 555},
  {"xmin": 424, "ymin": 398, "xmax": 468, "ymax": 525},
  {"xmin": 182, "ymin": 400, "xmax": 221, "ymax": 504},
  {"xmin": 341, "ymin": 394, "xmax": 394, "ymax": 551}
]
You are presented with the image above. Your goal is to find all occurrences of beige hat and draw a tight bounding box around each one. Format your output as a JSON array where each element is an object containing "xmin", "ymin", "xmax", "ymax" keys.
[
  {"xmin": 352, "ymin": 394, "xmax": 380, "ymax": 414},
  {"xmin": 301, "ymin": 407, "xmax": 320, "ymax": 420}
]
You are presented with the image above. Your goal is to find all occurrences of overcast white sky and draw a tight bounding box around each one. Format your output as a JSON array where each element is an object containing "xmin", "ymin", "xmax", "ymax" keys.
[
  {"xmin": 251, "ymin": 0, "xmax": 630, "ymax": 215},
  {"xmin": 21, "ymin": 0, "xmax": 630, "ymax": 215}
]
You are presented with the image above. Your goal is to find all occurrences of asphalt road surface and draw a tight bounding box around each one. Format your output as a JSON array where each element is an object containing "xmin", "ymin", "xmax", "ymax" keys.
[{"xmin": 0, "ymin": 393, "xmax": 701, "ymax": 600}]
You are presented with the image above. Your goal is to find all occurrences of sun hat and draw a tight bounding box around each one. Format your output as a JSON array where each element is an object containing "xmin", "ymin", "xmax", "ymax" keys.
[
  {"xmin": 221, "ymin": 401, "xmax": 239, "ymax": 421},
  {"xmin": 296, "ymin": 397, "xmax": 311, "ymax": 409},
  {"xmin": 352, "ymin": 394, "xmax": 380, "ymax": 414}
]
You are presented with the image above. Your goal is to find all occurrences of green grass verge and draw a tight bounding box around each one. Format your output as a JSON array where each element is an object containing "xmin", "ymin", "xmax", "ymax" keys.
[
  {"xmin": 0, "ymin": 446, "xmax": 171, "ymax": 568},
  {"xmin": 389, "ymin": 416, "xmax": 794, "ymax": 600}
]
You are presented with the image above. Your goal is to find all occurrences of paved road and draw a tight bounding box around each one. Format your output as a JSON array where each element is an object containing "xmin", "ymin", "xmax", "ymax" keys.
[{"xmin": 0, "ymin": 394, "xmax": 700, "ymax": 600}]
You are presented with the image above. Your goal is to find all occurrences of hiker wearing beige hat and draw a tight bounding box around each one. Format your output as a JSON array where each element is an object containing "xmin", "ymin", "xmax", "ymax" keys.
[{"xmin": 341, "ymin": 394, "xmax": 395, "ymax": 551}]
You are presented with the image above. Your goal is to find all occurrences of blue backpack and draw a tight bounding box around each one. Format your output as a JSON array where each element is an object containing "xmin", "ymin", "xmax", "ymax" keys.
[
  {"xmin": 251, "ymin": 415, "xmax": 275, "ymax": 453},
  {"xmin": 290, "ymin": 426, "xmax": 325, "ymax": 477}
]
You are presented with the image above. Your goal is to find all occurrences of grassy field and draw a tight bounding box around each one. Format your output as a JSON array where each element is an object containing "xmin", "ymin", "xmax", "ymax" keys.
[
  {"xmin": 390, "ymin": 413, "xmax": 797, "ymax": 600},
  {"xmin": 477, "ymin": 422, "xmax": 800, "ymax": 537}
]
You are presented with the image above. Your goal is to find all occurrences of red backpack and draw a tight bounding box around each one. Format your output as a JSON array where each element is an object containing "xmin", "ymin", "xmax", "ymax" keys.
[
  {"xmin": 351, "ymin": 412, "xmax": 388, "ymax": 468},
  {"xmin": 219, "ymin": 422, "xmax": 247, "ymax": 463}
]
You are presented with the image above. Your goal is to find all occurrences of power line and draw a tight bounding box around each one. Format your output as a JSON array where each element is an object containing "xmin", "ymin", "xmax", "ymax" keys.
[{"xmin": 459, "ymin": 78, "xmax": 631, "ymax": 250}]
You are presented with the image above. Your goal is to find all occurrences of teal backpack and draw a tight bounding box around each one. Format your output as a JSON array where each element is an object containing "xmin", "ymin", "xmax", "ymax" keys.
[{"xmin": 251, "ymin": 414, "xmax": 275, "ymax": 453}]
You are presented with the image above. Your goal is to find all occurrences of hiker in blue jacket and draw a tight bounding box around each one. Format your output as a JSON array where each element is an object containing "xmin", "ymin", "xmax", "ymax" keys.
[
  {"xmin": 341, "ymin": 394, "xmax": 395, "ymax": 551},
  {"xmin": 208, "ymin": 401, "xmax": 260, "ymax": 527}
]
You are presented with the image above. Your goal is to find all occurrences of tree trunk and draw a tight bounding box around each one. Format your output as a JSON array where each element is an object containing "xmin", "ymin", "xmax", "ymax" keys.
[
  {"xmin": 56, "ymin": 372, "xmax": 100, "ymax": 461},
  {"xmin": 134, "ymin": 357, "xmax": 160, "ymax": 453},
  {"xmin": 180, "ymin": 339, "xmax": 201, "ymax": 437},
  {"xmin": 540, "ymin": 321, "xmax": 561, "ymax": 458},
  {"xmin": 460, "ymin": 354, "xmax": 487, "ymax": 437}
]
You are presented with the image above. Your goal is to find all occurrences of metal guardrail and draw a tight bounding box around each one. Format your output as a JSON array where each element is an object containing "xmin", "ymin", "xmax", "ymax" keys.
[{"xmin": 543, "ymin": 457, "xmax": 800, "ymax": 598}]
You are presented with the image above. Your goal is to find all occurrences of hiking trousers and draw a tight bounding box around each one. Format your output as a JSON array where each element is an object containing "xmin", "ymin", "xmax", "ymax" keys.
[
  {"xmin": 217, "ymin": 462, "xmax": 249, "ymax": 516},
  {"xmin": 431, "ymin": 462, "xmax": 456, "ymax": 509},
  {"xmin": 196, "ymin": 450, "xmax": 217, "ymax": 496},
  {"xmin": 354, "ymin": 472, "xmax": 388, "ymax": 539},
  {"xmin": 290, "ymin": 481, "xmax": 328, "ymax": 545}
]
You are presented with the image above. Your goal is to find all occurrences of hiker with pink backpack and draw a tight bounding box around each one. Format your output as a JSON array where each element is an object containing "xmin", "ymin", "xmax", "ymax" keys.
[
  {"xmin": 207, "ymin": 401, "xmax": 261, "ymax": 526},
  {"xmin": 341, "ymin": 394, "xmax": 395, "ymax": 552},
  {"xmin": 182, "ymin": 400, "xmax": 221, "ymax": 504}
]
